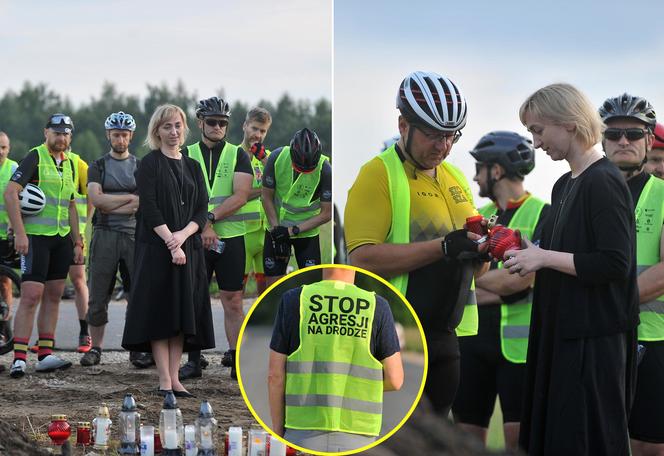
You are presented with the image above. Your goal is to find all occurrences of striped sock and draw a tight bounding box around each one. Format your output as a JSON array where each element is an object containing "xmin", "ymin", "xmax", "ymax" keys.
[
  {"xmin": 13, "ymin": 337, "xmax": 29, "ymax": 362},
  {"xmin": 37, "ymin": 334, "xmax": 55, "ymax": 360}
]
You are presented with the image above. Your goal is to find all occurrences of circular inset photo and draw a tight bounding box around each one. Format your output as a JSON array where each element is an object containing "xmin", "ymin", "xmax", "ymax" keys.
[{"xmin": 237, "ymin": 264, "xmax": 427, "ymax": 455}]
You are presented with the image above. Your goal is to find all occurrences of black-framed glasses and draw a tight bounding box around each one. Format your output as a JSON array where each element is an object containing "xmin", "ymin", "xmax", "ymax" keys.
[
  {"xmin": 603, "ymin": 128, "xmax": 648, "ymax": 142},
  {"xmin": 204, "ymin": 118, "xmax": 228, "ymax": 128},
  {"xmin": 412, "ymin": 124, "xmax": 462, "ymax": 144}
]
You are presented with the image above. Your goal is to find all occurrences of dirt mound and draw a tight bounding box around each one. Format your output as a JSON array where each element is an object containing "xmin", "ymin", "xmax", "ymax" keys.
[{"xmin": 0, "ymin": 419, "xmax": 50, "ymax": 456}]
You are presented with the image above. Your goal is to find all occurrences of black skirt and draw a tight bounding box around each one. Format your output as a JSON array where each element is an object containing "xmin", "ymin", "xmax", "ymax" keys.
[{"xmin": 121, "ymin": 234, "xmax": 215, "ymax": 353}]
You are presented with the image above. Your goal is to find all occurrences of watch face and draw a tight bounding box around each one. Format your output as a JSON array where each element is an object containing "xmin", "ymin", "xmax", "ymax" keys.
[{"xmin": 207, "ymin": 212, "xmax": 215, "ymax": 222}]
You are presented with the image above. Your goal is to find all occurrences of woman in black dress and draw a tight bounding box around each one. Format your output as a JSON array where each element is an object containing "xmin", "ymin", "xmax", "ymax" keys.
[
  {"xmin": 503, "ymin": 84, "xmax": 639, "ymax": 455},
  {"xmin": 122, "ymin": 104, "xmax": 214, "ymax": 396}
]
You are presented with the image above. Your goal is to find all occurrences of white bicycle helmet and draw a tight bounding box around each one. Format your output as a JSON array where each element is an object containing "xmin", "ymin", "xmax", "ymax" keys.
[
  {"xmin": 104, "ymin": 111, "xmax": 137, "ymax": 131},
  {"xmin": 397, "ymin": 71, "xmax": 468, "ymax": 132},
  {"xmin": 19, "ymin": 183, "xmax": 46, "ymax": 215}
]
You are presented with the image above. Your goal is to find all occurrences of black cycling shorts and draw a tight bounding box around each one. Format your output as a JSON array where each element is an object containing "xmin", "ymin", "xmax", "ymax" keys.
[
  {"xmin": 205, "ymin": 235, "xmax": 245, "ymax": 292},
  {"xmin": 21, "ymin": 234, "xmax": 73, "ymax": 283},
  {"xmin": 452, "ymin": 305, "xmax": 526, "ymax": 427},
  {"xmin": 629, "ymin": 339, "xmax": 664, "ymax": 443},
  {"xmin": 424, "ymin": 330, "xmax": 461, "ymax": 418},
  {"xmin": 263, "ymin": 231, "xmax": 321, "ymax": 277}
]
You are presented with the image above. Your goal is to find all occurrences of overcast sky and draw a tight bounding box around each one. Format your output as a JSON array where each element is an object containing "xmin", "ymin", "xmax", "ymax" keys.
[
  {"xmin": 0, "ymin": 0, "xmax": 331, "ymax": 106},
  {"xmin": 334, "ymin": 0, "xmax": 664, "ymax": 216}
]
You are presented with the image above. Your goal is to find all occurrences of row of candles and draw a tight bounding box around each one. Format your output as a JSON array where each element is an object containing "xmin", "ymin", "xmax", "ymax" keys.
[{"xmin": 47, "ymin": 392, "xmax": 298, "ymax": 455}]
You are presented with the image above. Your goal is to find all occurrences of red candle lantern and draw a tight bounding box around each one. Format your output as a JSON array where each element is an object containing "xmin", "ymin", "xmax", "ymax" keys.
[
  {"xmin": 48, "ymin": 414, "xmax": 71, "ymax": 446},
  {"xmin": 154, "ymin": 428, "xmax": 163, "ymax": 453},
  {"xmin": 76, "ymin": 421, "xmax": 92, "ymax": 446}
]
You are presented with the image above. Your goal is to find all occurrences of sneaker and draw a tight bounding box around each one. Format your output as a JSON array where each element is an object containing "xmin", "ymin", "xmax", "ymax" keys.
[
  {"xmin": 200, "ymin": 353, "xmax": 209, "ymax": 369},
  {"xmin": 179, "ymin": 361, "xmax": 202, "ymax": 380},
  {"xmin": 77, "ymin": 335, "xmax": 92, "ymax": 353},
  {"xmin": 35, "ymin": 354, "xmax": 72, "ymax": 373},
  {"xmin": 10, "ymin": 359, "xmax": 26, "ymax": 378},
  {"xmin": 80, "ymin": 348, "xmax": 101, "ymax": 366},
  {"xmin": 221, "ymin": 350, "xmax": 234, "ymax": 367},
  {"xmin": 130, "ymin": 352, "xmax": 155, "ymax": 369}
]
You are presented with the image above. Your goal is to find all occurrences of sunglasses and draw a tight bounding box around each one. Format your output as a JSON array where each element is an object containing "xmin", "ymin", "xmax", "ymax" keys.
[
  {"xmin": 475, "ymin": 163, "xmax": 489, "ymax": 175},
  {"xmin": 413, "ymin": 124, "xmax": 462, "ymax": 144},
  {"xmin": 603, "ymin": 128, "xmax": 648, "ymax": 142},
  {"xmin": 47, "ymin": 114, "xmax": 73, "ymax": 127},
  {"xmin": 204, "ymin": 119, "xmax": 228, "ymax": 128}
]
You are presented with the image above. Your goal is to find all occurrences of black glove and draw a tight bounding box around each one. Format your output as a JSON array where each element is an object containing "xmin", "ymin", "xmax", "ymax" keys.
[
  {"xmin": 270, "ymin": 226, "xmax": 291, "ymax": 259},
  {"xmin": 442, "ymin": 229, "xmax": 480, "ymax": 260},
  {"xmin": 250, "ymin": 142, "xmax": 267, "ymax": 160}
]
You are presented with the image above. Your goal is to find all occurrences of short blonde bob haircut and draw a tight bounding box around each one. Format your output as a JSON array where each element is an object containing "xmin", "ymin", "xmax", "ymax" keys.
[
  {"xmin": 145, "ymin": 104, "xmax": 189, "ymax": 150},
  {"xmin": 519, "ymin": 83, "xmax": 603, "ymax": 149}
]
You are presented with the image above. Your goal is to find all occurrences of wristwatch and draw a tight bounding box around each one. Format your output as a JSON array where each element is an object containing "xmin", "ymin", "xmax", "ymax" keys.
[
  {"xmin": 291, "ymin": 225, "xmax": 300, "ymax": 235},
  {"xmin": 207, "ymin": 212, "xmax": 216, "ymax": 224}
]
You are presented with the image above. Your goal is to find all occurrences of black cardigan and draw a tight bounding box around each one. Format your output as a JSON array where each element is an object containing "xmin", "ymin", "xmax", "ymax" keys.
[{"xmin": 533, "ymin": 157, "xmax": 639, "ymax": 338}]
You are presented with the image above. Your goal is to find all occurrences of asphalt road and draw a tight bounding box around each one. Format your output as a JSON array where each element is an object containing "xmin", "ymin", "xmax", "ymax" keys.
[{"xmin": 40, "ymin": 297, "xmax": 251, "ymax": 352}]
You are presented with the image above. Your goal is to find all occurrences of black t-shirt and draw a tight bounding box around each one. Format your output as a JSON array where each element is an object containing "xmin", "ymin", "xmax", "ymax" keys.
[
  {"xmin": 626, "ymin": 171, "xmax": 650, "ymax": 208},
  {"xmin": 262, "ymin": 147, "xmax": 332, "ymax": 202},
  {"xmin": 270, "ymin": 286, "xmax": 401, "ymax": 361},
  {"xmin": 11, "ymin": 149, "xmax": 74, "ymax": 200},
  {"xmin": 184, "ymin": 141, "xmax": 252, "ymax": 188}
]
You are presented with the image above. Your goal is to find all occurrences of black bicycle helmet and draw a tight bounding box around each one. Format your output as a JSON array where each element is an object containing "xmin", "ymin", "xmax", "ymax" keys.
[
  {"xmin": 290, "ymin": 128, "xmax": 322, "ymax": 173},
  {"xmin": 470, "ymin": 131, "xmax": 535, "ymax": 178},
  {"xmin": 397, "ymin": 71, "xmax": 467, "ymax": 132},
  {"xmin": 195, "ymin": 96, "xmax": 231, "ymax": 119},
  {"xmin": 599, "ymin": 93, "xmax": 656, "ymax": 127}
]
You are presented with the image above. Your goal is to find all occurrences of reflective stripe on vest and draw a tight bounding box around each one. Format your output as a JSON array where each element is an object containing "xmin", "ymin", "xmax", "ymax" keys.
[
  {"xmin": 244, "ymin": 152, "xmax": 270, "ymax": 233},
  {"xmin": 68, "ymin": 152, "xmax": 87, "ymax": 232},
  {"xmin": 479, "ymin": 195, "xmax": 546, "ymax": 363},
  {"xmin": 635, "ymin": 175, "xmax": 664, "ymax": 340},
  {"xmin": 377, "ymin": 146, "xmax": 478, "ymax": 336},
  {"xmin": 274, "ymin": 147, "xmax": 326, "ymax": 238},
  {"xmin": 0, "ymin": 159, "xmax": 17, "ymax": 240},
  {"xmin": 285, "ymin": 280, "xmax": 383, "ymax": 436},
  {"xmin": 23, "ymin": 145, "xmax": 74, "ymax": 237},
  {"xmin": 187, "ymin": 142, "xmax": 247, "ymax": 238}
]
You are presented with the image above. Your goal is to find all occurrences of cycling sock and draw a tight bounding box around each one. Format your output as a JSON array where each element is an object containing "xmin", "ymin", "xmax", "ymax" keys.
[
  {"xmin": 13, "ymin": 337, "xmax": 29, "ymax": 362},
  {"xmin": 37, "ymin": 333, "xmax": 55, "ymax": 360},
  {"xmin": 79, "ymin": 319, "xmax": 88, "ymax": 336}
]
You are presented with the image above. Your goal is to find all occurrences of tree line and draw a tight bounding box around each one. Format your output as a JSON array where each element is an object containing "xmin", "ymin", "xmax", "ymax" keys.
[{"xmin": 0, "ymin": 81, "xmax": 332, "ymax": 163}]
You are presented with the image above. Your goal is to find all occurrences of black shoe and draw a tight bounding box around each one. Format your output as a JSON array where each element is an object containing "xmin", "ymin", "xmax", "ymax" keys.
[
  {"xmin": 130, "ymin": 352, "xmax": 155, "ymax": 369},
  {"xmin": 179, "ymin": 361, "xmax": 202, "ymax": 380},
  {"xmin": 231, "ymin": 364, "xmax": 237, "ymax": 381},
  {"xmin": 0, "ymin": 337, "xmax": 13, "ymax": 356},
  {"xmin": 221, "ymin": 350, "xmax": 234, "ymax": 367},
  {"xmin": 80, "ymin": 348, "xmax": 101, "ymax": 366},
  {"xmin": 200, "ymin": 353, "xmax": 209, "ymax": 369},
  {"xmin": 156, "ymin": 388, "xmax": 172, "ymax": 397},
  {"xmin": 173, "ymin": 389, "xmax": 196, "ymax": 398}
]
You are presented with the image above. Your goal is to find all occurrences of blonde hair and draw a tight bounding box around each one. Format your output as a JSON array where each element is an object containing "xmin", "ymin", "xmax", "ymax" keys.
[
  {"xmin": 145, "ymin": 104, "xmax": 189, "ymax": 150},
  {"xmin": 519, "ymin": 83, "xmax": 603, "ymax": 148}
]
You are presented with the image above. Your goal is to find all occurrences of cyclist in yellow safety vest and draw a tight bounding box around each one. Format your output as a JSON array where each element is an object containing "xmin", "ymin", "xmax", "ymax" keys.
[
  {"xmin": 262, "ymin": 128, "xmax": 332, "ymax": 288},
  {"xmin": 5, "ymin": 113, "xmax": 83, "ymax": 378},
  {"xmin": 181, "ymin": 96, "xmax": 252, "ymax": 381},
  {"xmin": 345, "ymin": 71, "xmax": 490, "ymax": 418},
  {"xmin": 452, "ymin": 131, "xmax": 549, "ymax": 451},
  {"xmin": 268, "ymin": 267, "xmax": 403, "ymax": 453},
  {"xmin": 238, "ymin": 107, "xmax": 272, "ymax": 297},
  {"xmin": 600, "ymin": 93, "xmax": 664, "ymax": 455},
  {"xmin": 645, "ymin": 122, "xmax": 664, "ymax": 180},
  {"xmin": 0, "ymin": 131, "xmax": 18, "ymax": 359}
]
